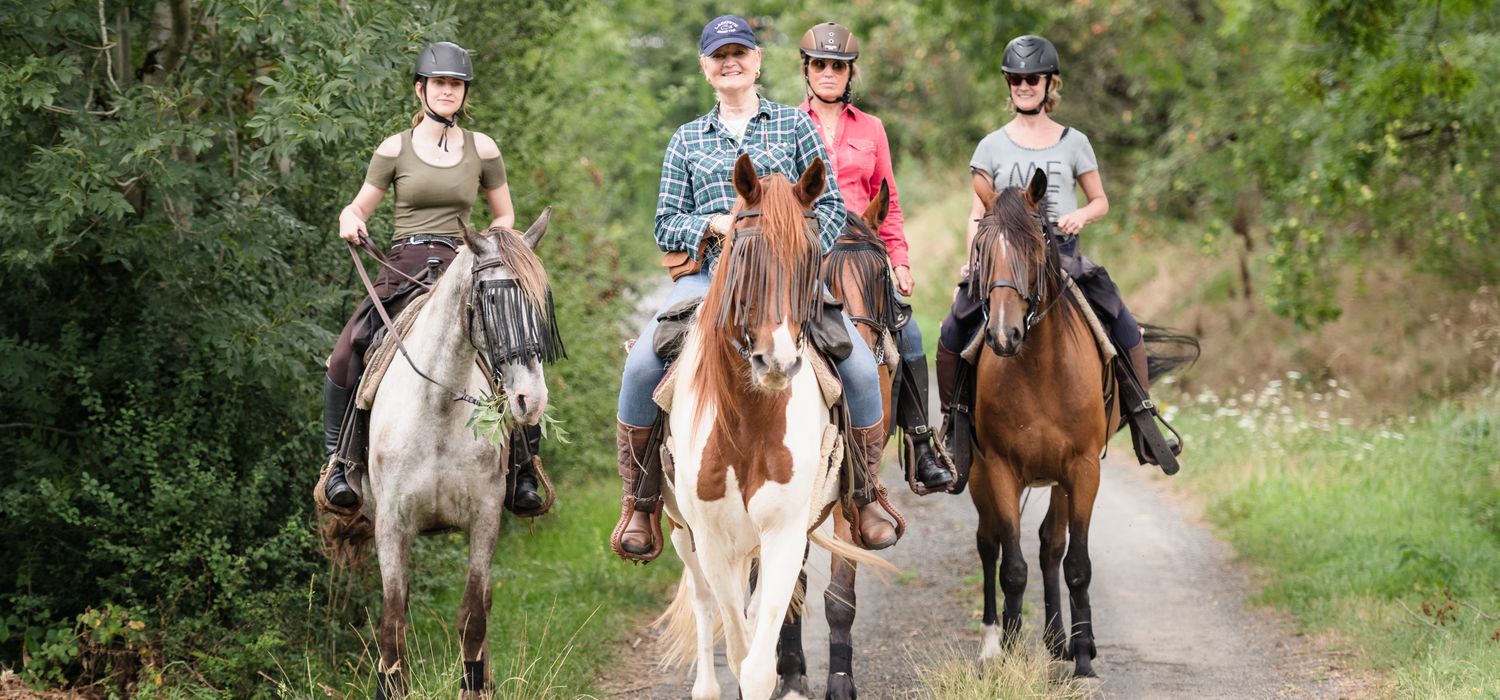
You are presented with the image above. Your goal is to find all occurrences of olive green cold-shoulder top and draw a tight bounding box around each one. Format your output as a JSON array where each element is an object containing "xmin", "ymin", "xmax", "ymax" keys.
[{"xmin": 363, "ymin": 128, "xmax": 507, "ymax": 240}]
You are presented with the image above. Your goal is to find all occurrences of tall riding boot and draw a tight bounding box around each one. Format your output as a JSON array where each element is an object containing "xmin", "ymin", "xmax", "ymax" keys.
[
  {"xmin": 935, "ymin": 345, "xmax": 975, "ymax": 494},
  {"xmin": 611, "ymin": 420, "xmax": 664, "ymax": 563},
  {"xmin": 321, "ymin": 376, "xmax": 358, "ymax": 508},
  {"xmin": 1123, "ymin": 342, "xmax": 1181, "ymax": 467},
  {"xmin": 848, "ymin": 422, "xmax": 903, "ymax": 550},
  {"xmin": 896, "ymin": 355, "xmax": 954, "ymax": 491},
  {"xmin": 504, "ymin": 424, "xmax": 546, "ymax": 516}
]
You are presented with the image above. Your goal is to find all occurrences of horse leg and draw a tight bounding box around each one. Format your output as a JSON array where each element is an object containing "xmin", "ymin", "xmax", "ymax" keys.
[
  {"xmin": 456, "ymin": 517, "xmax": 500, "ymax": 699},
  {"xmin": 1064, "ymin": 473, "xmax": 1100, "ymax": 678},
  {"xmin": 699, "ymin": 541, "xmax": 752, "ymax": 681},
  {"xmin": 671, "ymin": 526, "xmax": 723, "ymax": 700},
  {"xmin": 374, "ymin": 518, "xmax": 415, "ymax": 699},
  {"xmin": 739, "ymin": 528, "xmax": 810, "ymax": 700},
  {"xmin": 773, "ymin": 569, "xmax": 809, "ymax": 699},
  {"xmin": 973, "ymin": 464, "xmax": 1024, "ymax": 660},
  {"xmin": 824, "ymin": 514, "xmax": 858, "ymax": 700},
  {"xmin": 1039, "ymin": 487, "xmax": 1070, "ymax": 660}
]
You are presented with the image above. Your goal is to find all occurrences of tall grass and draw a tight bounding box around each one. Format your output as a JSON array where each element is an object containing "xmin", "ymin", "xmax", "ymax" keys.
[
  {"xmin": 911, "ymin": 638, "xmax": 1093, "ymax": 700},
  {"xmin": 1162, "ymin": 378, "xmax": 1500, "ymax": 696}
]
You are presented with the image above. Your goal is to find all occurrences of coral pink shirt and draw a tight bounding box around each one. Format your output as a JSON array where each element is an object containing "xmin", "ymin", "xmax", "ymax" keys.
[{"xmin": 799, "ymin": 99, "xmax": 909, "ymax": 267}]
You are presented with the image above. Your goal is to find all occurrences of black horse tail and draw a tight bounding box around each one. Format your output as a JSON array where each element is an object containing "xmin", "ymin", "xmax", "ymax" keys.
[{"xmin": 1140, "ymin": 323, "xmax": 1200, "ymax": 381}]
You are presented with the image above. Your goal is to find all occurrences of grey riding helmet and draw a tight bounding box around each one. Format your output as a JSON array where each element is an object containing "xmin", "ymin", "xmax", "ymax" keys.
[
  {"xmin": 414, "ymin": 41, "xmax": 474, "ymax": 81},
  {"xmin": 1001, "ymin": 35, "xmax": 1059, "ymax": 75}
]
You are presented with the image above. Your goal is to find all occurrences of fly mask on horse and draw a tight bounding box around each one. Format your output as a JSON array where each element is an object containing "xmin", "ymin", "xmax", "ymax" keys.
[
  {"xmin": 657, "ymin": 154, "xmax": 890, "ymax": 700},
  {"xmin": 967, "ymin": 169, "xmax": 1111, "ymax": 678},
  {"xmin": 359, "ymin": 210, "xmax": 560, "ymax": 699}
]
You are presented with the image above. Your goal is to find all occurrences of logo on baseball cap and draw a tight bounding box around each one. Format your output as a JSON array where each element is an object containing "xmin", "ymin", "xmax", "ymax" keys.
[{"xmin": 700, "ymin": 15, "xmax": 757, "ymax": 55}]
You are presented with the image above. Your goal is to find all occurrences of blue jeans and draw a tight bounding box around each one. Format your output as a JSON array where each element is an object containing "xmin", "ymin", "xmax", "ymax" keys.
[
  {"xmin": 618, "ymin": 270, "xmax": 883, "ymax": 427},
  {"xmin": 895, "ymin": 315, "xmax": 925, "ymax": 362}
]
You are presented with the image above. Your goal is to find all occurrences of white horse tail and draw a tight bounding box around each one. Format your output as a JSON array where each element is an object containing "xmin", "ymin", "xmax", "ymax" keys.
[
  {"xmin": 653, "ymin": 572, "xmax": 721, "ymax": 670},
  {"xmin": 809, "ymin": 530, "xmax": 899, "ymax": 579}
]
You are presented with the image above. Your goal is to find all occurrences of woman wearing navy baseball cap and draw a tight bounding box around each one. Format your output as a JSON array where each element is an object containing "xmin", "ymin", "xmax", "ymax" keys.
[{"xmin": 610, "ymin": 15, "xmax": 903, "ymax": 563}]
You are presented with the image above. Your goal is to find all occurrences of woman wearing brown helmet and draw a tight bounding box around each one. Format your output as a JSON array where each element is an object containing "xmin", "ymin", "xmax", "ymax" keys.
[
  {"xmin": 935, "ymin": 35, "xmax": 1178, "ymax": 471},
  {"xmin": 320, "ymin": 41, "xmax": 551, "ymax": 518},
  {"xmin": 797, "ymin": 22, "xmax": 954, "ymax": 493}
]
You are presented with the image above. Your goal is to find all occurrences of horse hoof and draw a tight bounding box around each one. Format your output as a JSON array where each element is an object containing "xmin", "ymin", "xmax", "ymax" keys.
[{"xmin": 825, "ymin": 671, "xmax": 856, "ymax": 700}]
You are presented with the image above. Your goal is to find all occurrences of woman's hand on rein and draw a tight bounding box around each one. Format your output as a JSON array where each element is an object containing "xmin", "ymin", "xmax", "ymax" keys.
[
  {"xmin": 709, "ymin": 213, "xmax": 734, "ymax": 237},
  {"xmin": 338, "ymin": 213, "xmax": 368, "ymax": 243},
  {"xmin": 1056, "ymin": 211, "xmax": 1087, "ymax": 236}
]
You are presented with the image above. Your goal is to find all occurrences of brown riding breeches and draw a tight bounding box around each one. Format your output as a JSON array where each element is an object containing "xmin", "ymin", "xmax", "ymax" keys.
[{"xmin": 327, "ymin": 240, "xmax": 459, "ymax": 388}]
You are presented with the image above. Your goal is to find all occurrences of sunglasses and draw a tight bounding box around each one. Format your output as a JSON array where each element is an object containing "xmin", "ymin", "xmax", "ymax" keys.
[
  {"xmin": 1005, "ymin": 73, "xmax": 1046, "ymax": 87},
  {"xmin": 809, "ymin": 58, "xmax": 850, "ymax": 73}
]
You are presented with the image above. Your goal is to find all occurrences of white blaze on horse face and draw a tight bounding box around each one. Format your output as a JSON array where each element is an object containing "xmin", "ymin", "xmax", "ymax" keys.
[
  {"xmin": 751, "ymin": 322, "xmax": 802, "ymax": 391},
  {"xmin": 500, "ymin": 360, "xmax": 548, "ymax": 425}
]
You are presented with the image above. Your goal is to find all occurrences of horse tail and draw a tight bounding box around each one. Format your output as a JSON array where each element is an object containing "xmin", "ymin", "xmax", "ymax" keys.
[
  {"xmin": 318, "ymin": 511, "xmax": 375, "ymax": 568},
  {"xmin": 808, "ymin": 530, "xmax": 900, "ymax": 578},
  {"xmin": 652, "ymin": 572, "xmax": 721, "ymax": 670},
  {"xmin": 1140, "ymin": 322, "xmax": 1201, "ymax": 381}
]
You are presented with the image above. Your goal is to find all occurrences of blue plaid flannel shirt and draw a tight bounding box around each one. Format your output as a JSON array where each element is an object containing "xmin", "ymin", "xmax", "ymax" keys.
[{"xmin": 654, "ymin": 97, "xmax": 844, "ymax": 263}]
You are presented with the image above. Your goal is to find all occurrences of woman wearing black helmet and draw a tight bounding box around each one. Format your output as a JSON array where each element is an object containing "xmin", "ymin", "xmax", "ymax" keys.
[
  {"xmin": 797, "ymin": 22, "xmax": 954, "ymax": 493},
  {"xmin": 936, "ymin": 35, "xmax": 1176, "ymax": 469},
  {"xmin": 319, "ymin": 42, "xmax": 549, "ymax": 517}
]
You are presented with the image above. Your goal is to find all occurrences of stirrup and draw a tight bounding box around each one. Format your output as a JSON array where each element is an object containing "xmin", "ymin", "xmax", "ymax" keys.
[
  {"xmin": 505, "ymin": 455, "xmax": 555, "ymax": 518},
  {"xmin": 611, "ymin": 496, "xmax": 664, "ymax": 563},
  {"xmin": 314, "ymin": 455, "xmax": 360, "ymax": 516},
  {"xmin": 903, "ymin": 430, "xmax": 957, "ymax": 496},
  {"xmin": 1119, "ymin": 379, "xmax": 1183, "ymax": 475}
]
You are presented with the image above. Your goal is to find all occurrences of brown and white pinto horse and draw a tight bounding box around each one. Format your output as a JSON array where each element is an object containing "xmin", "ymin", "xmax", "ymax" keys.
[
  {"xmin": 967, "ymin": 169, "xmax": 1112, "ymax": 677},
  {"xmin": 656, "ymin": 154, "xmax": 890, "ymax": 700}
]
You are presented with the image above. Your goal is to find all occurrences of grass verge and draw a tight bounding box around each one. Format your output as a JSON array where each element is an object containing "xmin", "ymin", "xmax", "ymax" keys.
[{"xmin": 1163, "ymin": 379, "xmax": 1500, "ymax": 696}]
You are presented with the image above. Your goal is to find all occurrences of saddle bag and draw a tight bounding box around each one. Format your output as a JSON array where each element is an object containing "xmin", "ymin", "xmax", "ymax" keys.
[{"xmin": 661, "ymin": 251, "xmax": 702, "ymax": 281}]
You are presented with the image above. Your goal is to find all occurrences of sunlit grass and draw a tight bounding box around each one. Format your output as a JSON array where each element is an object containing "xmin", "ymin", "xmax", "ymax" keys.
[{"xmin": 911, "ymin": 638, "xmax": 1093, "ymax": 700}]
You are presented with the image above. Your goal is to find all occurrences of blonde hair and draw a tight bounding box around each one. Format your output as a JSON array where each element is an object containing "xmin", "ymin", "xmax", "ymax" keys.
[{"xmin": 1006, "ymin": 74, "xmax": 1062, "ymax": 113}]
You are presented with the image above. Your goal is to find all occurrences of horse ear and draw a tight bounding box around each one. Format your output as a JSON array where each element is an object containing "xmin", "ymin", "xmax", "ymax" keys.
[
  {"xmin": 1026, "ymin": 168, "xmax": 1049, "ymax": 207},
  {"xmin": 862, "ymin": 179, "xmax": 890, "ymax": 231},
  {"xmin": 795, "ymin": 156, "xmax": 826, "ymax": 207},
  {"xmin": 521, "ymin": 206, "xmax": 552, "ymax": 249},
  {"xmin": 732, "ymin": 153, "xmax": 762, "ymax": 204},
  {"xmin": 972, "ymin": 168, "xmax": 997, "ymax": 210},
  {"xmin": 460, "ymin": 217, "xmax": 488, "ymax": 250}
]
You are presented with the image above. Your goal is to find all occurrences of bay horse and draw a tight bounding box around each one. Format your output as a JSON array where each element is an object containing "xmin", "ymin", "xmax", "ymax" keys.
[
  {"xmin": 771, "ymin": 182, "xmax": 902, "ymax": 699},
  {"xmin": 655, "ymin": 154, "xmax": 891, "ymax": 700},
  {"xmin": 347, "ymin": 211, "xmax": 561, "ymax": 698},
  {"xmin": 967, "ymin": 169, "xmax": 1110, "ymax": 677}
]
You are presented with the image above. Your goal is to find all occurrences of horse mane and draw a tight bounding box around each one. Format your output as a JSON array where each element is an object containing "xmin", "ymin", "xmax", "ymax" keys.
[
  {"xmin": 969, "ymin": 187, "xmax": 1080, "ymax": 330},
  {"xmin": 486, "ymin": 227, "xmax": 551, "ymax": 313},
  {"xmin": 692, "ymin": 175, "xmax": 823, "ymax": 427}
]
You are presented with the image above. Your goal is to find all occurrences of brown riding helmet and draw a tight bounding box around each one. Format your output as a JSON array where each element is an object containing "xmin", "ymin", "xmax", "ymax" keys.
[{"xmin": 799, "ymin": 22, "xmax": 860, "ymax": 61}]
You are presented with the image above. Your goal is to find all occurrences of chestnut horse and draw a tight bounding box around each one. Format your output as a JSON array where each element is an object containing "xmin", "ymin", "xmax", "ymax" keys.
[
  {"xmin": 655, "ymin": 155, "xmax": 890, "ymax": 700},
  {"xmin": 967, "ymin": 169, "xmax": 1111, "ymax": 677}
]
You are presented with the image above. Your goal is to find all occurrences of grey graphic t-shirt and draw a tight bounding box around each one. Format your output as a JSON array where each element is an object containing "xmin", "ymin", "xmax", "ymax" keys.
[{"xmin": 969, "ymin": 127, "xmax": 1098, "ymax": 224}]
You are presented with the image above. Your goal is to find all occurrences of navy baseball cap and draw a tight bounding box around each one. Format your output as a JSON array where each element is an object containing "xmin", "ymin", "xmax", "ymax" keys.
[{"xmin": 700, "ymin": 15, "xmax": 758, "ymax": 55}]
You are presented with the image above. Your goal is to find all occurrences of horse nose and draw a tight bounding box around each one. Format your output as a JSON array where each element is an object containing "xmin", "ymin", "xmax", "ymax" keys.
[
  {"xmin": 516, "ymin": 393, "xmax": 529, "ymax": 415},
  {"xmin": 749, "ymin": 352, "xmax": 770, "ymax": 375},
  {"xmin": 1006, "ymin": 325, "xmax": 1024, "ymax": 347}
]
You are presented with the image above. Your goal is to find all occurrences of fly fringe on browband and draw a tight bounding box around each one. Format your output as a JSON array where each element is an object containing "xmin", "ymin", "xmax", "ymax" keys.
[
  {"xmin": 475, "ymin": 280, "xmax": 566, "ymax": 365},
  {"xmin": 713, "ymin": 228, "xmax": 822, "ymax": 335},
  {"xmin": 823, "ymin": 240, "xmax": 898, "ymax": 331},
  {"xmin": 968, "ymin": 188, "xmax": 1063, "ymax": 305}
]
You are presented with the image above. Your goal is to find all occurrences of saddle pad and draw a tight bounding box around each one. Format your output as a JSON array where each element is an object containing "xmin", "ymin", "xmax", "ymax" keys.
[
  {"xmin": 651, "ymin": 349, "xmax": 844, "ymax": 414},
  {"xmin": 356, "ymin": 294, "xmax": 433, "ymax": 410},
  {"xmin": 807, "ymin": 423, "xmax": 844, "ymax": 533},
  {"xmin": 959, "ymin": 277, "xmax": 1116, "ymax": 365}
]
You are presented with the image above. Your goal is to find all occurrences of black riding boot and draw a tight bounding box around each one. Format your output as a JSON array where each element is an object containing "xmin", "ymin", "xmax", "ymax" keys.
[
  {"xmin": 896, "ymin": 355, "xmax": 954, "ymax": 491},
  {"xmin": 505, "ymin": 423, "xmax": 545, "ymax": 516},
  {"xmin": 322, "ymin": 376, "xmax": 358, "ymax": 508},
  {"xmin": 935, "ymin": 345, "xmax": 975, "ymax": 494},
  {"xmin": 1120, "ymin": 342, "xmax": 1182, "ymax": 474}
]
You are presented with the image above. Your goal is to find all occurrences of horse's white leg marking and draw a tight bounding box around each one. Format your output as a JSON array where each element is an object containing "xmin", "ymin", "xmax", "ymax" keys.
[
  {"xmin": 670, "ymin": 527, "xmax": 722, "ymax": 700},
  {"xmin": 698, "ymin": 539, "xmax": 751, "ymax": 680},
  {"xmin": 979, "ymin": 622, "xmax": 1003, "ymax": 661},
  {"xmin": 738, "ymin": 526, "xmax": 810, "ymax": 700}
]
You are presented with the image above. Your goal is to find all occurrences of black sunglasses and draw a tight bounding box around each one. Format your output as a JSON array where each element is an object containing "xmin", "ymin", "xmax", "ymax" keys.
[
  {"xmin": 1005, "ymin": 73, "xmax": 1046, "ymax": 87},
  {"xmin": 809, "ymin": 58, "xmax": 850, "ymax": 73}
]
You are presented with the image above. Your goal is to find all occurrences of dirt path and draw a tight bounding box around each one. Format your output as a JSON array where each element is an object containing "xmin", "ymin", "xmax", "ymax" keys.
[{"xmin": 600, "ymin": 451, "xmax": 1356, "ymax": 699}]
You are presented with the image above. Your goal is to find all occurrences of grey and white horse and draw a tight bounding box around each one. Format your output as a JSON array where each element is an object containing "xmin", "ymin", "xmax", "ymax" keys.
[{"xmin": 349, "ymin": 210, "xmax": 556, "ymax": 699}]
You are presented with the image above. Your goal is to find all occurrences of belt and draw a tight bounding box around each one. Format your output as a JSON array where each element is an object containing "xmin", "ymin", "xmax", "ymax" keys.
[{"xmin": 392, "ymin": 234, "xmax": 460, "ymax": 250}]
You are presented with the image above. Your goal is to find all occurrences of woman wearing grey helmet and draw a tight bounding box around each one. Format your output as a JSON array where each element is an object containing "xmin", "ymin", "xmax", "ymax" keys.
[
  {"xmin": 320, "ymin": 41, "xmax": 550, "ymax": 517},
  {"xmin": 936, "ymin": 35, "xmax": 1178, "ymax": 471},
  {"xmin": 797, "ymin": 22, "xmax": 954, "ymax": 493}
]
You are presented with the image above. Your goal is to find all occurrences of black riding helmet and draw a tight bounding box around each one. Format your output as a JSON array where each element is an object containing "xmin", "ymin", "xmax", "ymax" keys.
[
  {"xmin": 1002, "ymin": 35, "xmax": 1059, "ymax": 115},
  {"xmin": 413, "ymin": 42, "xmax": 473, "ymax": 151}
]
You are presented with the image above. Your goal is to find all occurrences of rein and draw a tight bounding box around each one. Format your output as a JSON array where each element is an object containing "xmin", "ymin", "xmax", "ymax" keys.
[{"xmin": 346, "ymin": 241, "xmax": 488, "ymax": 406}]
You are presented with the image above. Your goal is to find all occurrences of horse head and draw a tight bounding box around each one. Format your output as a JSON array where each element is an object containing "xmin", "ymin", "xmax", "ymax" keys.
[
  {"xmin": 969, "ymin": 168, "xmax": 1063, "ymax": 357},
  {"xmin": 461, "ymin": 209, "xmax": 562, "ymax": 425},
  {"xmin": 700, "ymin": 154, "xmax": 826, "ymax": 396}
]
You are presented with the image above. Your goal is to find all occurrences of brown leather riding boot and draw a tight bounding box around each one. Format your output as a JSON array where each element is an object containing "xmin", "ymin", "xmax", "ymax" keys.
[
  {"xmin": 935, "ymin": 345, "xmax": 960, "ymax": 413},
  {"xmin": 848, "ymin": 422, "xmax": 904, "ymax": 550},
  {"xmin": 611, "ymin": 420, "xmax": 663, "ymax": 562}
]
